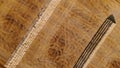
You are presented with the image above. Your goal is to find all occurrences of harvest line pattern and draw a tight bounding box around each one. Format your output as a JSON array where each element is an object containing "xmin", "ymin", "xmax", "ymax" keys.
[
  {"xmin": 4, "ymin": 0, "xmax": 62, "ymax": 68},
  {"xmin": 74, "ymin": 15, "xmax": 116, "ymax": 68}
]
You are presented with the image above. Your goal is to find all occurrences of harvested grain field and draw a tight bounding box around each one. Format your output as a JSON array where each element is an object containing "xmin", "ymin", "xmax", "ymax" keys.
[{"xmin": 0, "ymin": 0, "xmax": 120, "ymax": 68}]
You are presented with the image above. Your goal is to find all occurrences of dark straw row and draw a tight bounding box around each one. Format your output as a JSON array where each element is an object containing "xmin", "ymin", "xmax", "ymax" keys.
[{"xmin": 74, "ymin": 15, "xmax": 115, "ymax": 68}]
